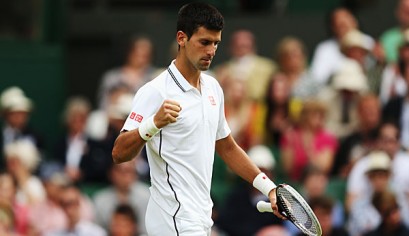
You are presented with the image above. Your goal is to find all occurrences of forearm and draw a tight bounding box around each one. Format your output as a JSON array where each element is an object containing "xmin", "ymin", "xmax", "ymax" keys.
[
  {"xmin": 112, "ymin": 129, "xmax": 146, "ymax": 164},
  {"xmin": 216, "ymin": 135, "xmax": 261, "ymax": 183}
]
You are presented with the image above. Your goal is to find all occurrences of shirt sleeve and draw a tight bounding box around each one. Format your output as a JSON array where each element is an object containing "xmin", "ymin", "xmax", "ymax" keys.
[
  {"xmin": 216, "ymin": 84, "xmax": 231, "ymax": 140},
  {"xmin": 122, "ymin": 83, "xmax": 164, "ymax": 132}
]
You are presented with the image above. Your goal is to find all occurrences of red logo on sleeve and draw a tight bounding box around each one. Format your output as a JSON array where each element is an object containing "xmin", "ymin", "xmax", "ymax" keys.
[
  {"xmin": 208, "ymin": 96, "xmax": 216, "ymax": 105},
  {"xmin": 135, "ymin": 114, "xmax": 143, "ymax": 123},
  {"xmin": 130, "ymin": 112, "xmax": 143, "ymax": 123}
]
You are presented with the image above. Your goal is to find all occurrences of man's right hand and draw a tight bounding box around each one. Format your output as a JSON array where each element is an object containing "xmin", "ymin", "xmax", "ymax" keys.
[{"xmin": 154, "ymin": 99, "xmax": 182, "ymax": 128}]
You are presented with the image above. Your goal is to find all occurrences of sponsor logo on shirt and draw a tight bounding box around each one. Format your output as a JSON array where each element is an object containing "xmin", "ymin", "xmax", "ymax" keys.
[
  {"xmin": 130, "ymin": 112, "xmax": 143, "ymax": 123},
  {"xmin": 208, "ymin": 96, "xmax": 216, "ymax": 105}
]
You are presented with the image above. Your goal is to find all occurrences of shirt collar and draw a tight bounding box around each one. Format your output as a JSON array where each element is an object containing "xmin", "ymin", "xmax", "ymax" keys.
[{"xmin": 168, "ymin": 60, "xmax": 206, "ymax": 92}]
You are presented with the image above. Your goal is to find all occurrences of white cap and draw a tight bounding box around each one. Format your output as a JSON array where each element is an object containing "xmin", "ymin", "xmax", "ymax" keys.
[
  {"xmin": 247, "ymin": 145, "xmax": 276, "ymax": 171},
  {"xmin": 341, "ymin": 29, "xmax": 371, "ymax": 51},
  {"xmin": 332, "ymin": 59, "xmax": 368, "ymax": 92},
  {"xmin": 0, "ymin": 87, "xmax": 33, "ymax": 112},
  {"xmin": 366, "ymin": 151, "xmax": 391, "ymax": 173},
  {"xmin": 108, "ymin": 93, "xmax": 134, "ymax": 120},
  {"xmin": 4, "ymin": 139, "xmax": 40, "ymax": 172}
]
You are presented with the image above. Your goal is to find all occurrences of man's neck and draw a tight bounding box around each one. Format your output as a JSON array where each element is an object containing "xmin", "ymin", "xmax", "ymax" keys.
[{"xmin": 174, "ymin": 58, "xmax": 201, "ymax": 89}]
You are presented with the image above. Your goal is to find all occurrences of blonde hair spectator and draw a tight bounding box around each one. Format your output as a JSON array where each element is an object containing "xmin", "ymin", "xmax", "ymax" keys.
[{"xmin": 5, "ymin": 140, "xmax": 40, "ymax": 173}]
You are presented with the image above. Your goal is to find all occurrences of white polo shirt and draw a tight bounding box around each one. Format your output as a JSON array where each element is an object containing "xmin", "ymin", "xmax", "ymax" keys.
[{"xmin": 122, "ymin": 61, "xmax": 231, "ymax": 228}]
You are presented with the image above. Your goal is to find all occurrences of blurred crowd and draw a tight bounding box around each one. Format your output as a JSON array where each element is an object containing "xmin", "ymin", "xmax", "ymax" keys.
[{"xmin": 1, "ymin": 1, "xmax": 409, "ymax": 236}]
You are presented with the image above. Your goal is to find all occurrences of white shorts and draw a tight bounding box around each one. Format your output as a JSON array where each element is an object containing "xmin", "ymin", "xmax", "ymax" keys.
[{"xmin": 145, "ymin": 198, "xmax": 211, "ymax": 236}]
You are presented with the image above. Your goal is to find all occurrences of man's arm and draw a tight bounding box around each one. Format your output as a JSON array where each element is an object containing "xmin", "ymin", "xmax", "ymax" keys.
[
  {"xmin": 112, "ymin": 99, "xmax": 181, "ymax": 164},
  {"xmin": 112, "ymin": 130, "xmax": 147, "ymax": 164},
  {"xmin": 215, "ymin": 134, "xmax": 286, "ymax": 220},
  {"xmin": 215, "ymin": 134, "xmax": 261, "ymax": 183}
]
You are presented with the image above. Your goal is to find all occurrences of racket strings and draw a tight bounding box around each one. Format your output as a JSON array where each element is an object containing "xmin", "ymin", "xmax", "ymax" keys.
[{"xmin": 278, "ymin": 188, "xmax": 320, "ymax": 235}]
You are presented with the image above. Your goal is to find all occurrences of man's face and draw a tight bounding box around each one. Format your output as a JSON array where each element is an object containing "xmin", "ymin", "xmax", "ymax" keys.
[
  {"xmin": 378, "ymin": 124, "xmax": 399, "ymax": 157},
  {"xmin": 180, "ymin": 26, "xmax": 221, "ymax": 71}
]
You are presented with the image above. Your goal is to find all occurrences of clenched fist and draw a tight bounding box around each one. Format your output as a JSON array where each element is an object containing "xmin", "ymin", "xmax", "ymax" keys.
[{"xmin": 154, "ymin": 99, "xmax": 182, "ymax": 129}]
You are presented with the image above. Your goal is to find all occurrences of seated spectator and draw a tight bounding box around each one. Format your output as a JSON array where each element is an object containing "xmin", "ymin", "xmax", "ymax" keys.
[
  {"xmin": 4, "ymin": 140, "xmax": 45, "ymax": 206},
  {"xmin": 379, "ymin": 0, "xmax": 409, "ymax": 63},
  {"xmin": 309, "ymin": 7, "xmax": 374, "ymax": 85},
  {"xmin": 347, "ymin": 151, "xmax": 392, "ymax": 236},
  {"xmin": 318, "ymin": 59, "xmax": 368, "ymax": 139},
  {"xmin": 93, "ymin": 159, "xmax": 150, "ymax": 234},
  {"xmin": 81, "ymin": 94, "xmax": 135, "ymax": 186},
  {"xmin": 53, "ymin": 96, "xmax": 92, "ymax": 184},
  {"xmin": 224, "ymin": 79, "xmax": 263, "ymax": 151},
  {"xmin": 29, "ymin": 167, "xmax": 69, "ymax": 235},
  {"xmin": 275, "ymin": 36, "xmax": 321, "ymax": 99},
  {"xmin": 297, "ymin": 196, "xmax": 349, "ymax": 236},
  {"xmin": 97, "ymin": 35, "xmax": 159, "ymax": 110},
  {"xmin": 280, "ymin": 100, "xmax": 338, "ymax": 181},
  {"xmin": 264, "ymin": 73, "xmax": 293, "ymax": 147},
  {"xmin": 109, "ymin": 203, "xmax": 140, "ymax": 236},
  {"xmin": 46, "ymin": 184, "xmax": 106, "ymax": 236},
  {"xmin": 0, "ymin": 200, "xmax": 18, "ymax": 236},
  {"xmin": 363, "ymin": 190, "xmax": 409, "ymax": 236},
  {"xmin": 0, "ymin": 172, "xmax": 31, "ymax": 235},
  {"xmin": 383, "ymin": 41, "xmax": 409, "ymax": 150},
  {"xmin": 214, "ymin": 29, "xmax": 277, "ymax": 104},
  {"xmin": 215, "ymin": 145, "xmax": 283, "ymax": 236},
  {"xmin": 346, "ymin": 121, "xmax": 409, "ymax": 219},
  {"xmin": 332, "ymin": 94, "xmax": 381, "ymax": 178},
  {"xmin": 0, "ymin": 86, "xmax": 45, "ymax": 170},
  {"xmin": 300, "ymin": 166, "xmax": 345, "ymax": 228}
]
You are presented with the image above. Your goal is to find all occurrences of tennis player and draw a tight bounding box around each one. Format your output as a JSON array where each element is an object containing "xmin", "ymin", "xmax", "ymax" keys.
[{"xmin": 112, "ymin": 2, "xmax": 285, "ymax": 235}]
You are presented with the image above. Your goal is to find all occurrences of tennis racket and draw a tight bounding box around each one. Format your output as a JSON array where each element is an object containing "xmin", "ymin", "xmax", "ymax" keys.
[{"xmin": 257, "ymin": 184, "xmax": 322, "ymax": 236}]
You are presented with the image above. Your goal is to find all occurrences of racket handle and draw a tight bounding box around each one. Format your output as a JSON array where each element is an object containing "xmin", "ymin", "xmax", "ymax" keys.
[{"xmin": 257, "ymin": 201, "xmax": 273, "ymax": 213}]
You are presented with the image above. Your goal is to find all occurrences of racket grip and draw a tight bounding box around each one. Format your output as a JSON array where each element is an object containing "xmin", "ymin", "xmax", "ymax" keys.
[{"xmin": 257, "ymin": 201, "xmax": 273, "ymax": 213}]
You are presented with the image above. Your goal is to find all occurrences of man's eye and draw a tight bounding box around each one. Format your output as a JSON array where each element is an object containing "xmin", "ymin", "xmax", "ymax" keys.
[{"xmin": 201, "ymin": 41, "xmax": 211, "ymax": 46}]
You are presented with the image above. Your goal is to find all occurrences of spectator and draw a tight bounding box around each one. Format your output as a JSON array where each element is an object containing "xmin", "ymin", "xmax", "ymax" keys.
[
  {"xmin": 215, "ymin": 145, "xmax": 283, "ymax": 236},
  {"xmin": 81, "ymin": 93, "xmax": 134, "ymax": 185},
  {"xmin": 383, "ymin": 41, "xmax": 409, "ymax": 150},
  {"xmin": 346, "ymin": 122, "xmax": 409, "ymax": 218},
  {"xmin": 380, "ymin": 0, "xmax": 409, "ymax": 63},
  {"xmin": 363, "ymin": 190, "xmax": 409, "ymax": 236},
  {"xmin": 378, "ymin": 39, "xmax": 408, "ymax": 105},
  {"xmin": 318, "ymin": 59, "xmax": 368, "ymax": 139},
  {"xmin": 0, "ymin": 200, "xmax": 18, "ymax": 236},
  {"xmin": 300, "ymin": 166, "xmax": 345, "ymax": 228},
  {"xmin": 264, "ymin": 73, "xmax": 293, "ymax": 147},
  {"xmin": 224, "ymin": 79, "xmax": 263, "ymax": 151},
  {"xmin": 215, "ymin": 29, "xmax": 277, "ymax": 103},
  {"xmin": 332, "ymin": 94, "xmax": 381, "ymax": 178},
  {"xmin": 0, "ymin": 172, "xmax": 31, "ymax": 235},
  {"xmin": 347, "ymin": 151, "xmax": 392, "ymax": 236},
  {"xmin": 97, "ymin": 35, "xmax": 160, "ymax": 110},
  {"xmin": 275, "ymin": 36, "xmax": 321, "ymax": 99},
  {"xmin": 93, "ymin": 159, "xmax": 150, "ymax": 234},
  {"xmin": 46, "ymin": 184, "xmax": 106, "ymax": 236},
  {"xmin": 280, "ymin": 100, "xmax": 338, "ymax": 181},
  {"xmin": 4, "ymin": 140, "xmax": 45, "ymax": 206},
  {"xmin": 53, "ymin": 96, "xmax": 92, "ymax": 184},
  {"xmin": 109, "ymin": 203, "xmax": 140, "ymax": 236},
  {"xmin": 297, "ymin": 196, "xmax": 349, "ymax": 236},
  {"xmin": 29, "ymin": 168, "xmax": 69, "ymax": 235},
  {"xmin": 0, "ymin": 86, "xmax": 45, "ymax": 170},
  {"xmin": 309, "ymin": 7, "xmax": 374, "ymax": 85}
]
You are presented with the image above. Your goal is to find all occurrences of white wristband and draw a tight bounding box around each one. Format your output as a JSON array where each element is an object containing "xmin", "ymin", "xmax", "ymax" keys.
[
  {"xmin": 253, "ymin": 172, "xmax": 277, "ymax": 197},
  {"xmin": 138, "ymin": 116, "xmax": 161, "ymax": 141}
]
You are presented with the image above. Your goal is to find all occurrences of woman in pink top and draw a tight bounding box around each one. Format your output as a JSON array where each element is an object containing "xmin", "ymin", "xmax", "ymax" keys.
[{"xmin": 280, "ymin": 100, "xmax": 338, "ymax": 181}]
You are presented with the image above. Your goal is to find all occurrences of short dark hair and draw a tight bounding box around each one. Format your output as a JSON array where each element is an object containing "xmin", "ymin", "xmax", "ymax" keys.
[
  {"xmin": 114, "ymin": 203, "xmax": 138, "ymax": 223},
  {"xmin": 177, "ymin": 2, "xmax": 224, "ymax": 39}
]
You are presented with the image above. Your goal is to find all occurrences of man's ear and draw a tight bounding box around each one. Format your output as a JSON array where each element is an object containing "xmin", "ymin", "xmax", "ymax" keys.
[{"xmin": 177, "ymin": 31, "xmax": 187, "ymax": 47}]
